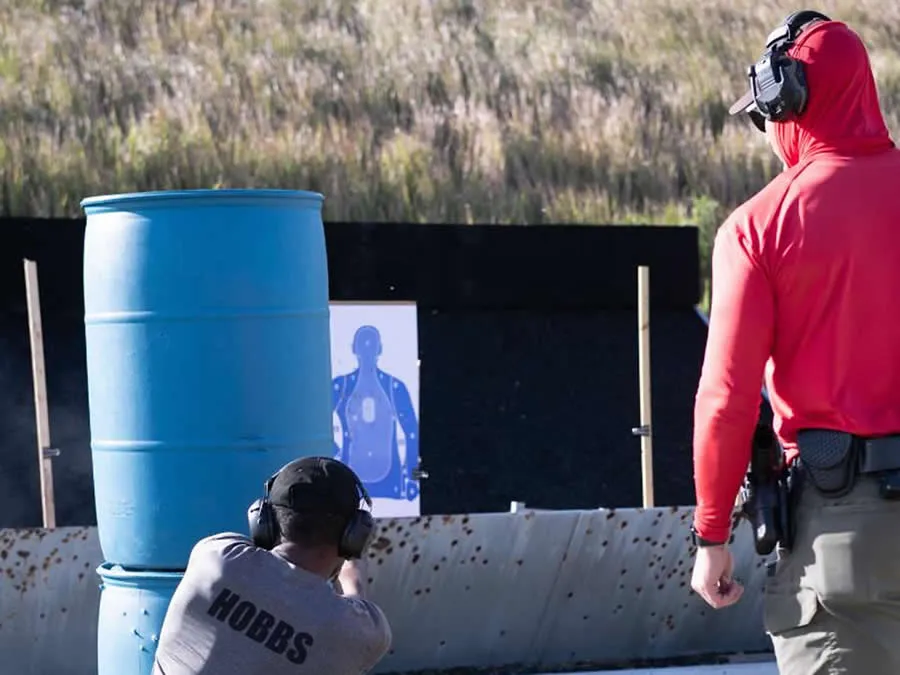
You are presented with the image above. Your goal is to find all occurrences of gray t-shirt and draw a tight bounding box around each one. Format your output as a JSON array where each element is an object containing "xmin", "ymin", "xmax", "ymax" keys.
[{"xmin": 152, "ymin": 533, "xmax": 392, "ymax": 675}]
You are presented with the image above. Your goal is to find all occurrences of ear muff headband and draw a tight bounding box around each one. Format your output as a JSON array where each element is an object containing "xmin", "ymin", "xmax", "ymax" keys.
[
  {"xmin": 247, "ymin": 465, "xmax": 376, "ymax": 559},
  {"xmin": 746, "ymin": 10, "xmax": 831, "ymax": 131}
]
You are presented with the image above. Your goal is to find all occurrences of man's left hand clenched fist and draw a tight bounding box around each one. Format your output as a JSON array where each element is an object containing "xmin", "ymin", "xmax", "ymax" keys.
[{"xmin": 691, "ymin": 544, "xmax": 744, "ymax": 609}]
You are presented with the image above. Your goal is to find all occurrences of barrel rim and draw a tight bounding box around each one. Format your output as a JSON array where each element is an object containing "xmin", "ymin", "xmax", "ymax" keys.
[
  {"xmin": 81, "ymin": 189, "xmax": 325, "ymax": 211},
  {"xmin": 97, "ymin": 562, "xmax": 185, "ymax": 583}
]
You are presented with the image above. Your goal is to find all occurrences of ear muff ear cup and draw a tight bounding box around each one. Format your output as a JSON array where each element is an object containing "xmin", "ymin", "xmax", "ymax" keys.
[
  {"xmin": 248, "ymin": 474, "xmax": 280, "ymax": 550},
  {"xmin": 338, "ymin": 509, "xmax": 376, "ymax": 559},
  {"xmin": 248, "ymin": 497, "xmax": 280, "ymax": 550},
  {"xmin": 337, "ymin": 474, "xmax": 376, "ymax": 559}
]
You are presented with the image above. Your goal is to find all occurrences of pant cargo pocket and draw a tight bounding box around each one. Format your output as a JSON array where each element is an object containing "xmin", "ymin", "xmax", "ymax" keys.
[{"xmin": 764, "ymin": 585, "xmax": 819, "ymax": 636}]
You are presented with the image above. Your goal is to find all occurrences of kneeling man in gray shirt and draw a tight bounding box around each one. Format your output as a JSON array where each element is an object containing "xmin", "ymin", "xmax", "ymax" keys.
[{"xmin": 153, "ymin": 457, "xmax": 392, "ymax": 675}]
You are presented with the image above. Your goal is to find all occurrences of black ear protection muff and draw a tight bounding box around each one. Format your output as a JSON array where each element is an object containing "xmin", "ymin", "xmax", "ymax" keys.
[
  {"xmin": 247, "ymin": 465, "xmax": 376, "ymax": 559},
  {"xmin": 337, "ymin": 479, "xmax": 376, "ymax": 560},
  {"xmin": 247, "ymin": 473, "xmax": 283, "ymax": 552},
  {"xmin": 745, "ymin": 10, "xmax": 831, "ymax": 132}
]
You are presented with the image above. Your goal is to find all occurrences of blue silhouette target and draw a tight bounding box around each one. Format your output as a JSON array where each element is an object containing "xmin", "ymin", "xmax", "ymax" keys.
[{"xmin": 332, "ymin": 324, "xmax": 420, "ymax": 501}]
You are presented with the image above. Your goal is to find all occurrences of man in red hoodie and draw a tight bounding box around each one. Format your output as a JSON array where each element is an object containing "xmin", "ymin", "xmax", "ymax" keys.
[{"xmin": 690, "ymin": 10, "xmax": 900, "ymax": 674}]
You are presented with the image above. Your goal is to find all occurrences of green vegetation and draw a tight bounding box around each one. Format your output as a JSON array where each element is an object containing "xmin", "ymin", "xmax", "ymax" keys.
[{"xmin": 3, "ymin": 0, "xmax": 899, "ymax": 284}]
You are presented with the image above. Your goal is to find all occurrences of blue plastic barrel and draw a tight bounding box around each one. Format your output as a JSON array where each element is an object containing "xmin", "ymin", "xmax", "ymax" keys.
[
  {"xmin": 81, "ymin": 190, "xmax": 333, "ymax": 569},
  {"xmin": 96, "ymin": 563, "xmax": 183, "ymax": 675}
]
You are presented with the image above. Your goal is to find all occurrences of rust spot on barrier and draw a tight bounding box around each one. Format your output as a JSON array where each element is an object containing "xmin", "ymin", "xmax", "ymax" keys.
[{"xmin": 370, "ymin": 537, "xmax": 391, "ymax": 552}]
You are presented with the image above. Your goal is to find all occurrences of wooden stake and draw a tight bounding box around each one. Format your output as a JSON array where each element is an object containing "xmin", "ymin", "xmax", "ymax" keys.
[
  {"xmin": 24, "ymin": 259, "xmax": 57, "ymax": 529},
  {"xmin": 637, "ymin": 266, "xmax": 655, "ymax": 508}
]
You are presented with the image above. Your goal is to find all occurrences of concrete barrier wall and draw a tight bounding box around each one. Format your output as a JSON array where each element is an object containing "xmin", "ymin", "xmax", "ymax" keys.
[{"xmin": 1, "ymin": 507, "xmax": 773, "ymax": 675}]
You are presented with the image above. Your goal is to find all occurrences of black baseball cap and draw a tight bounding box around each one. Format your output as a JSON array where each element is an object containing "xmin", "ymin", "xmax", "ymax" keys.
[{"xmin": 268, "ymin": 457, "xmax": 367, "ymax": 517}]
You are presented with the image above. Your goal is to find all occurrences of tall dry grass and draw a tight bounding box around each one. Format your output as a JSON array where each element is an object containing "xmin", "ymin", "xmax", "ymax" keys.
[{"xmin": 2, "ymin": 0, "xmax": 899, "ymax": 251}]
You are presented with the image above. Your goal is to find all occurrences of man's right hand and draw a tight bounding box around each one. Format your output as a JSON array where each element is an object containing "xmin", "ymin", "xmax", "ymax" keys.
[{"xmin": 337, "ymin": 557, "xmax": 369, "ymax": 598}]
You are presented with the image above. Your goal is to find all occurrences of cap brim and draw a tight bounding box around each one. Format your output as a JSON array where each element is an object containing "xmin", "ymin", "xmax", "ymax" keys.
[{"xmin": 728, "ymin": 89, "xmax": 756, "ymax": 116}]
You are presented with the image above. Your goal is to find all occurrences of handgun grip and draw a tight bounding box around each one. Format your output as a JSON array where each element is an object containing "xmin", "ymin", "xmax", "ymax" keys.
[{"xmin": 754, "ymin": 506, "xmax": 779, "ymax": 556}]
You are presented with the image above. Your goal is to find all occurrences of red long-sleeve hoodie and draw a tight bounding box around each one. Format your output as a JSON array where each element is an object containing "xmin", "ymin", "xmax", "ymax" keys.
[{"xmin": 693, "ymin": 20, "xmax": 900, "ymax": 543}]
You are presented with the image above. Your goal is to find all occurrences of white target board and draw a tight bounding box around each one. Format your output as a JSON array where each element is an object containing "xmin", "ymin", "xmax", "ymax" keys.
[{"xmin": 329, "ymin": 301, "xmax": 421, "ymax": 517}]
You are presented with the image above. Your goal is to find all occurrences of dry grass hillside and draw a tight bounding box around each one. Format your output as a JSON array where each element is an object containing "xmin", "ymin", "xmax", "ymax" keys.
[{"xmin": 2, "ymin": 0, "xmax": 898, "ymax": 250}]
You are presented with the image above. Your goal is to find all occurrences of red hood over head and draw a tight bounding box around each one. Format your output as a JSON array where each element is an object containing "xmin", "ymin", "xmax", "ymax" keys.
[{"xmin": 773, "ymin": 20, "xmax": 893, "ymax": 166}]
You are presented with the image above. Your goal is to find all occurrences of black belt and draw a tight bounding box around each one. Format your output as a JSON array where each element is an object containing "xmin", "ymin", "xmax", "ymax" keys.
[{"xmin": 859, "ymin": 435, "xmax": 900, "ymax": 473}]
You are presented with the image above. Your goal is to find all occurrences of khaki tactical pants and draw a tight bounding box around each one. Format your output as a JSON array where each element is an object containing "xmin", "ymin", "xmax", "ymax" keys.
[{"xmin": 764, "ymin": 472, "xmax": 900, "ymax": 674}]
